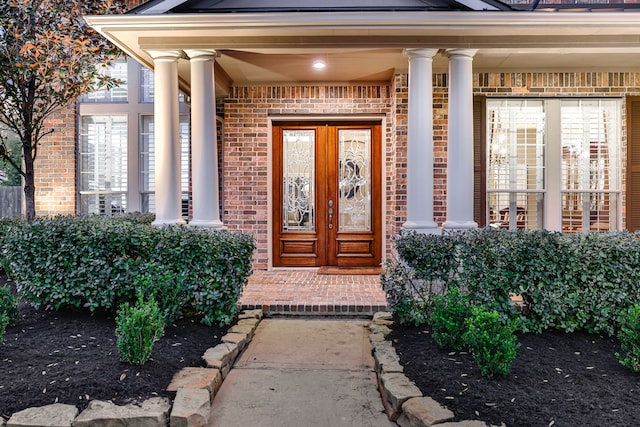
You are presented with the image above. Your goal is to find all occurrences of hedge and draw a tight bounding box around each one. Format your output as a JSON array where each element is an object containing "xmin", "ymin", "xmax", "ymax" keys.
[
  {"xmin": 384, "ymin": 228, "xmax": 640, "ymax": 335},
  {"xmin": 0, "ymin": 215, "xmax": 255, "ymax": 326}
]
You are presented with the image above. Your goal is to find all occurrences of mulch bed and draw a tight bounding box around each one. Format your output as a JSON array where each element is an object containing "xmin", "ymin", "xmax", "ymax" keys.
[
  {"xmin": 0, "ymin": 274, "xmax": 228, "ymax": 421},
  {"xmin": 390, "ymin": 323, "xmax": 640, "ymax": 427}
]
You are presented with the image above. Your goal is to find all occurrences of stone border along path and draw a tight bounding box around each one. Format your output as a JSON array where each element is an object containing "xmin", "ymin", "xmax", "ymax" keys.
[
  {"xmin": 4, "ymin": 310, "xmax": 504, "ymax": 427},
  {"xmin": 370, "ymin": 312, "xmax": 504, "ymax": 427},
  {"xmin": 3, "ymin": 309, "xmax": 263, "ymax": 427}
]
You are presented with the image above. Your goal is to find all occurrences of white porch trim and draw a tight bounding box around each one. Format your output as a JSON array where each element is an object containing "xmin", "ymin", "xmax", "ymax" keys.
[
  {"xmin": 403, "ymin": 48, "xmax": 440, "ymax": 235},
  {"xmin": 148, "ymin": 50, "xmax": 186, "ymax": 226},
  {"xmin": 185, "ymin": 49, "xmax": 224, "ymax": 229},
  {"xmin": 443, "ymin": 48, "xmax": 478, "ymax": 231}
]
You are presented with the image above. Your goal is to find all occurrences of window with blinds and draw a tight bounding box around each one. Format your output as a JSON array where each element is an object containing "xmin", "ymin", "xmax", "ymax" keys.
[
  {"xmin": 78, "ymin": 115, "xmax": 128, "ymax": 215},
  {"xmin": 485, "ymin": 98, "xmax": 621, "ymax": 232},
  {"xmin": 560, "ymin": 100, "xmax": 620, "ymax": 232},
  {"xmin": 80, "ymin": 60, "xmax": 128, "ymax": 103},
  {"xmin": 140, "ymin": 115, "xmax": 191, "ymax": 219},
  {"xmin": 140, "ymin": 66, "xmax": 154, "ymax": 103},
  {"xmin": 486, "ymin": 99, "xmax": 545, "ymax": 230}
]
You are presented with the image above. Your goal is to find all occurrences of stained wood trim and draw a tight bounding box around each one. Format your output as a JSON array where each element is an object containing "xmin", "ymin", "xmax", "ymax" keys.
[
  {"xmin": 626, "ymin": 96, "xmax": 640, "ymax": 231},
  {"xmin": 473, "ymin": 95, "xmax": 487, "ymax": 226}
]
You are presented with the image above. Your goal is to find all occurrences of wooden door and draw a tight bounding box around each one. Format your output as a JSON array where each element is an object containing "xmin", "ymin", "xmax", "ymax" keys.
[{"xmin": 273, "ymin": 122, "xmax": 382, "ymax": 267}]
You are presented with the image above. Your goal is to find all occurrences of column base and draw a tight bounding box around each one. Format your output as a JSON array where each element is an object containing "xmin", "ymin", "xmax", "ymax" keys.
[
  {"xmin": 402, "ymin": 221, "xmax": 442, "ymax": 235},
  {"xmin": 152, "ymin": 218, "xmax": 187, "ymax": 227},
  {"xmin": 442, "ymin": 220, "xmax": 478, "ymax": 231},
  {"xmin": 189, "ymin": 219, "xmax": 225, "ymax": 229}
]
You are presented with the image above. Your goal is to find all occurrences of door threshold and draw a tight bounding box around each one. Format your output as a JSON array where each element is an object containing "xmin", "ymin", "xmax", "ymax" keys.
[{"xmin": 317, "ymin": 266, "xmax": 382, "ymax": 275}]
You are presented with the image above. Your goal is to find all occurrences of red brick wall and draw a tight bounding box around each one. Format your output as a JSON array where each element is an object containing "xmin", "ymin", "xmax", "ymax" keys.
[
  {"xmin": 223, "ymin": 84, "xmax": 395, "ymax": 269},
  {"xmin": 31, "ymin": 71, "xmax": 640, "ymax": 267},
  {"xmin": 35, "ymin": 104, "xmax": 77, "ymax": 217},
  {"xmin": 222, "ymin": 72, "xmax": 640, "ymax": 268}
]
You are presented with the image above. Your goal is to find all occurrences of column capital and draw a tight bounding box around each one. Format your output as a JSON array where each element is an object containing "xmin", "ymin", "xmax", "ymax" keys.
[
  {"xmin": 147, "ymin": 50, "xmax": 184, "ymax": 61},
  {"xmin": 403, "ymin": 48, "xmax": 439, "ymax": 60},
  {"xmin": 184, "ymin": 49, "xmax": 219, "ymax": 60},
  {"xmin": 445, "ymin": 48, "xmax": 479, "ymax": 58}
]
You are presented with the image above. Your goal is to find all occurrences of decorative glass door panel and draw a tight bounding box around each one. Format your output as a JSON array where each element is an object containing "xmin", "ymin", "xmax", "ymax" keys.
[
  {"xmin": 338, "ymin": 129, "xmax": 371, "ymax": 232},
  {"xmin": 273, "ymin": 123, "xmax": 381, "ymax": 267},
  {"xmin": 282, "ymin": 130, "xmax": 315, "ymax": 232}
]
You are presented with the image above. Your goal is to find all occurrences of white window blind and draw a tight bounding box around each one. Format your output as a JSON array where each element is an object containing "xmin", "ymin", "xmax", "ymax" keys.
[
  {"xmin": 140, "ymin": 115, "xmax": 190, "ymax": 218},
  {"xmin": 487, "ymin": 99, "xmax": 545, "ymax": 230},
  {"xmin": 486, "ymin": 98, "xmax": 621, "ymax": 232},
  {"xmin": 79, "ymin": 115, "xmax": 128, "ymax": 214},
  {"xmin": 561, "ymin": 99, "xmax": 620, "ymax": 232}
]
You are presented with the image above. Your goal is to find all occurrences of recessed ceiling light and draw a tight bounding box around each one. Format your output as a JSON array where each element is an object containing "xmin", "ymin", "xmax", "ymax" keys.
[{"xmin": 312, "ymin": 60, "xmax": 326, "ymax": 70}]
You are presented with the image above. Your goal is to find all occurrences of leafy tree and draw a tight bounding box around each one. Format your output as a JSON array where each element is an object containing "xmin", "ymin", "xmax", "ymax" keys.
[{"xmin": 0, "ymin": 0, "xmax": 125, "ymax": 220}]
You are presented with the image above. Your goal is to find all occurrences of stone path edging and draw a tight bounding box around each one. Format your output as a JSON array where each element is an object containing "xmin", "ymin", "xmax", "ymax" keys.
[
  {"xmin": 5, "ymin": 309, "xmax": 263, "ymax": 427},
  {"xmin": 370, "ymin": 312, "xmax": 499, "ymax": 427}
]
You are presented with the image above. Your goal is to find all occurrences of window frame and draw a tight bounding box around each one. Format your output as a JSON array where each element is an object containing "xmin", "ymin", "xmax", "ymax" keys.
[
  {"xmin": 77, "ymin": 57, "xmax": 191, "ymax": 216},
  {"xmin": 478, "ymin": 97, "xmax": 622, "ymax": 232}
]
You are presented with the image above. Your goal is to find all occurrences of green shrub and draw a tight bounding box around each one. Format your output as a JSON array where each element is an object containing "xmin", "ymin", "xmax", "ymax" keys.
[
  {"xmin": 462, "ymin": 307, "xmax": 520, "ymax": 377},
  {"xmin": 132, "ymin": 263, "xmax": 187, "ymax": 324},
  {"xmin": 381, "ymin": 258, "xmax": 438, "ymax": 326},
  {"xmin": 390, "ymin": 228, "xmax": 640, "ymax": 335},
  {"xmin": 616, "ymin": 304, "xmax": 640, "ymax": 372},
  {"xmin": 3, "ymin": 216, "xmax": 255, "ymax": 326},
  {"xmin": 0, "ymin": 312, "xmax": 8, "ymax": 345},
  {"xmin": 0, "ymin": 284, "xmax": 15, "ymax": 344},
  {"xmin": 430, "ymin": 287, "xmax": 473, "ymax": 351},
  {"xmin": 0, "ymin": 285, "xmax": 18, "ymax": 326},
  {"xmin": 0, "ymin": 216, "xmax": 26, "ymax": 276},
  {"xmin": 115, "ymin": 296, "xmax": 165, "ymax": 365}
]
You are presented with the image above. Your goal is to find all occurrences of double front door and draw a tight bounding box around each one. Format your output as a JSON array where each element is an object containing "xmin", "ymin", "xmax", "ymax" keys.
[{"xmin": 273, "ymin": 122, "xmax": 382, "ymax": 267}]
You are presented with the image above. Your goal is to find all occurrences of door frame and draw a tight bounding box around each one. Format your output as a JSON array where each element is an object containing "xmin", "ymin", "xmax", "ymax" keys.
[{"xmin": 267, "ymin": 116, "xmax": 386, "ymax": 269}]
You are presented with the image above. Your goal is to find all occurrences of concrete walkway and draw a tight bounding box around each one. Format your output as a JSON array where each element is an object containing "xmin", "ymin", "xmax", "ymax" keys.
[{"xmin": 207, "ymin": 318, "xmax": 395, "ymax": 427}]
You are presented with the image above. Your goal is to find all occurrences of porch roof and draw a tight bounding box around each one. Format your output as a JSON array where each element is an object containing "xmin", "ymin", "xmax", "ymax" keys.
[
  {"xmin": 129, "ymin": 0, "xmax": 512, "ymax": 14},
  {"xmin": 85, "ymin": 6, "xmax": 640, "ymax": 97}
]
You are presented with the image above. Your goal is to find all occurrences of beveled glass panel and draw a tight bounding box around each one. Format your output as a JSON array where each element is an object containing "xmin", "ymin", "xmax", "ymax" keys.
[
  {"xmin": 338, "ymin": 129, "xmax": 371, "ymax": 232},
  {"xmin": 283, "ymin": 130, "xmax": 315, "ymax": 231}
]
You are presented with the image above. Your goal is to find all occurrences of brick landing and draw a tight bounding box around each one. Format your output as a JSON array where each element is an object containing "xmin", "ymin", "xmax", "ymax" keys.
[{"xmin": 239, "ymin": 269, "xmax": 388, "ymax": 316}]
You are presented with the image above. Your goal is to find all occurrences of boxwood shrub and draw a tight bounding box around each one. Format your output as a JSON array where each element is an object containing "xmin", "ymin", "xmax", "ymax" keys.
[
  {"xmin": 1, "ymin": 215, "xmax": 255, "ymax": 326},
  {"xmin": 385, "ymin": 228, "xmax": 640, "ymax": 335}
]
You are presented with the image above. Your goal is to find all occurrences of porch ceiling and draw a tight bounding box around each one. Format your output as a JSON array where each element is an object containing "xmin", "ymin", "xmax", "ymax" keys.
[{"xmin": 85, "ymin": 11, "xmax": 640, "ymax": 97}]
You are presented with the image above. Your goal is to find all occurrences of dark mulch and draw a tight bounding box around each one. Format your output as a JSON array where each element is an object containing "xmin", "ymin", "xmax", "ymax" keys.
[
  {"xmin": 0, "ymin": 274, "xmax": 228, "ymax": 421},
  {"xmin": 390, "ymin": 324, "xmax": 640, "ymax": 427}
]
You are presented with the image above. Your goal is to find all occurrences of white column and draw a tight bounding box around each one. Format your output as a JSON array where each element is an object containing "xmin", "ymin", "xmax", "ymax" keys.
[
  {"xmin": 403, "ymin": 48, "xmax": 440, "ymax": 234},
  {"xmin": 443, "ymin": 49, "xmax": 478, "ymax": 231},
  {"xmin": 148, "ymin": 50, "xmax": 185, "ymax": 226},
  {"xmin": 185, "ymin": 49, "xmax": 223, "ymax": 228}
]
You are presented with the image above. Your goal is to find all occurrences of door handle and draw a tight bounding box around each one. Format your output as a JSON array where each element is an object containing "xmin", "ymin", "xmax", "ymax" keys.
[{"xmin": 328, "ymin": 200, "xmax": 333, "ymax": 229}]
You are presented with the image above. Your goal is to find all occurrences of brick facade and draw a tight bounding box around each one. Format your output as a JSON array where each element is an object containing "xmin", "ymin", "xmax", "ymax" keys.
[
  {"xmin": 29, "ymin": 66, "xmax": 640, "ymax": 268},
  {"xmin": 223, "ymin": 84, "xmax": 395, "ymax": 269},
  {"xmin": 220, "ymin": 71, "xmax": 640, "ymax": 268},
  {"xmin": 35, "ymin": 104, "xmax": 77, "ymax": 217}
]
